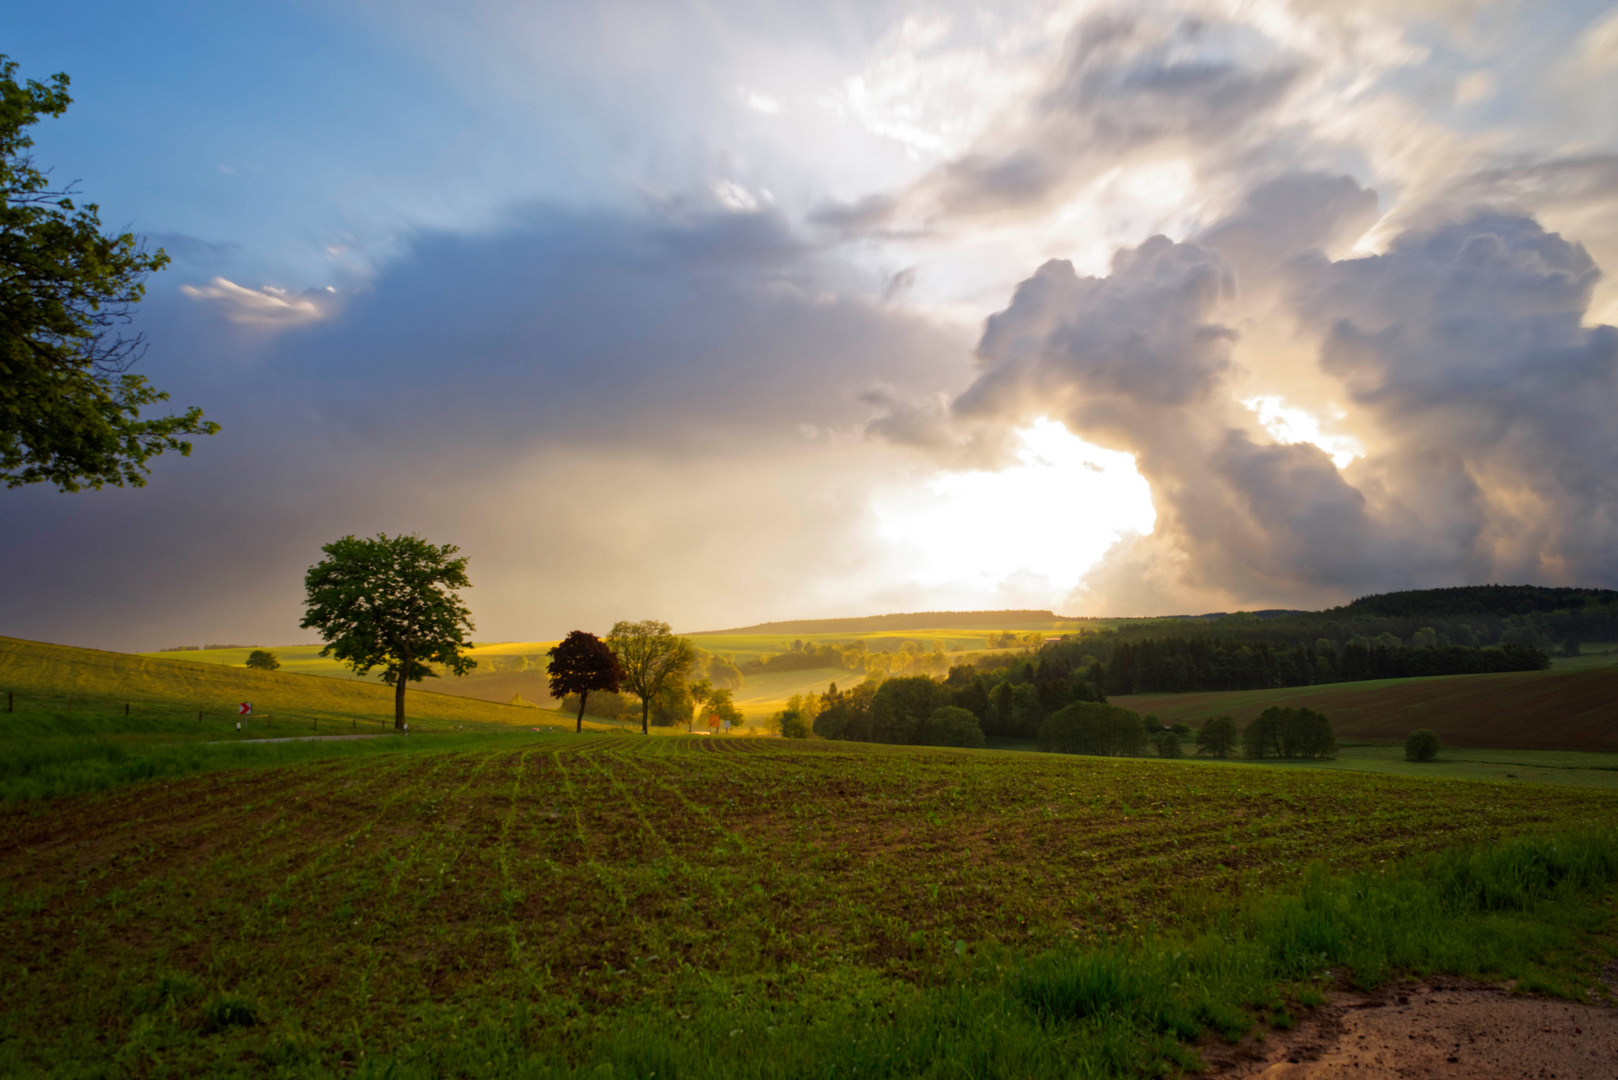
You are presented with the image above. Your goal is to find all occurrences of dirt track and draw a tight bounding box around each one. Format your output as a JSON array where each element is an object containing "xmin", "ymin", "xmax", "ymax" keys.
[{"xmin": 1207, "ymin": 979, "xmax": 1618, "ymax": 1078}]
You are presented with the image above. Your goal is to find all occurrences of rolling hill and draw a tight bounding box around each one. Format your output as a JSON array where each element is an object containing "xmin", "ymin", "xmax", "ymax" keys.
[
  {"xmin": 2, "ymin": 636, "xmax": 577, "ymax": 731},
  {"xmin": 1112, "ymin": 666, "xmax": 1618, "ymax": 751}
]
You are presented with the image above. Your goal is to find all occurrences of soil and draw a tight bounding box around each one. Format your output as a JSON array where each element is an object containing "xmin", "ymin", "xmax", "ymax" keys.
[{"xmin": 1205, "ymin": 978, "xmax": 1618, "ymax": 1078}]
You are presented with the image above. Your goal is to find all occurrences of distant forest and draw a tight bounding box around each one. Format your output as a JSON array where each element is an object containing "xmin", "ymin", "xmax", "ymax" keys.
[{"xmin": 1040, "ymin": 585, "xmax": 1608, "ymax": 695}]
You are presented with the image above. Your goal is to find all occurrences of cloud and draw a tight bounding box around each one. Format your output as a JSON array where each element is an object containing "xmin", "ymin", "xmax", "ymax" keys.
[
  {"xmin": 819, "ymin": 9, "xmax": 1308, "ymax": 233},
  {"xmin": 1579, "ymin": 8, "xmax": 1618, "ymax": 76},
  {"xmin": 866, "ymin": 174, "xmax": 1618, "ymax": 613},
  {"xmin": 1, "ymin": 204, "xmax": 973, "ymax": 650},
  {"xmin": 179, "ymin": 277, "xmax": 338, "ymax": 327}
]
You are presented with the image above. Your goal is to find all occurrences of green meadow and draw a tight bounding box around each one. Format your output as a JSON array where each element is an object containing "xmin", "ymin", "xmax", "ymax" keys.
[
  {"xmin": 3, "ymin": 730, "xmax": 1617, "ymax": 1078},
  {"xmin": 6, "ymin": 634, "xmax": 1618, "ymax": 1077}
]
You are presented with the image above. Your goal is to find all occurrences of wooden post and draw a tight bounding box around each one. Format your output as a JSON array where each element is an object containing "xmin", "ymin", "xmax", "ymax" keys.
[
  {"xmin": 124, "ymin": 703, "xmax": 129, "ymax": 716},
  {"xmin": 198, "ymin": 711, "xmax": 203, "ymax": 723},
  {"xmin": 7, "ymin": 692, "xmax": 11, "ymax": 713}
]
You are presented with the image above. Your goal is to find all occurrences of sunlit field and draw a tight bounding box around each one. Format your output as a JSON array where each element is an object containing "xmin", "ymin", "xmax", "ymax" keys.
[{"xmin": 4, "ymin": 732, "xmax": 1617, "ymax": 1077}]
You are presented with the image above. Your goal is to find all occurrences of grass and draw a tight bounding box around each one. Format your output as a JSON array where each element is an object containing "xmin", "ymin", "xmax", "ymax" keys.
[
  {"xmin": 2, "ymin": 734, "xmax": 1617, "ymax": 1076},
  {"xmin": 3, "ymin": 635, "xmax": 580, "ymax": 731},
  {"xmin": 1113, "ymin": 665, "xmax": 1618, "ymax": 751},
  {"xmin": 1242, "ymin": 744, "xmax": 1618, "ymax": 790}
]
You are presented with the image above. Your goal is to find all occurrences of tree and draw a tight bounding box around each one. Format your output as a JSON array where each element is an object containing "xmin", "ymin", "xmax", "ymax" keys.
[
  {"xmin": 1154, "ymin": 730, "xmax": 1182, "ymax": 758},
  {"xmin": 1405, "ymin": 728, "xmax": 1441, "ymax": 762},
  {"xmin": 301, "ymin": 533, "xmax": 475, "ymax": 729},
  {"xmin": 1, "ymin": 57, "xmax": 217, "ymax": 491},
  {"xmin": 775, "ymin": 695, "xmax": 812, "ymax": 739},
  {"xmin": 547, "ymin": 630, "xmax": 623, "ymax": 734},
  {"xmin": 607, "ymin": 620, "xmax": 695, "ymax": 735},
  {"xmin": 244, "ymin": 649, "xmax": 280, "ymax": 671},
  {"xmin": 920, "ymin": 705, "xmax": 984, "ymax": 748},
  {"xmin": 1195, "ymin": 716, "xmax": 1238, "ymax": 758}
]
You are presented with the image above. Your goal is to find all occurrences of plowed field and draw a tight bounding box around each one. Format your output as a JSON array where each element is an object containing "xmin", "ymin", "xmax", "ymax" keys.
[
  {"xmin": 2, "ymin": 735, "xmax": 1615, "ymax": 1074},
  {"xmin": 1113, "ymin": 667, "xmax": 1618, "ymax": 750}
]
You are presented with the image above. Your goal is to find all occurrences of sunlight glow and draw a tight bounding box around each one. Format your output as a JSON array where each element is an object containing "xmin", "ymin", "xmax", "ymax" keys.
[
  {"xmin": 874, "ymin": 419, "xmax": 1156, "ymax": 597},
  {"xmin": 1243, "ymin": 396, "xmax": 1364, "ymax": 469}
]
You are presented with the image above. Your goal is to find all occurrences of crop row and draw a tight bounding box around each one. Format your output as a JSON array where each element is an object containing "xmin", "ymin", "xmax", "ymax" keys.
[{"xmin": 2, "ymin": 734, "xmax": 1615, "ymax": 1068}]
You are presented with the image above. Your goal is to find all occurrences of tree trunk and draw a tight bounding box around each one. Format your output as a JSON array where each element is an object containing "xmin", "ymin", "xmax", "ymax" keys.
[
  {"xmin": 395, "ymin": 642, "xmax": 410, "ymax": 730},
  {"xmin": 576, "ymin": 689, "xmax": 588, "ymax": 734},
  {"xmin": 641, "ymin": 697, "xmax": 650, "ymax": 735}
]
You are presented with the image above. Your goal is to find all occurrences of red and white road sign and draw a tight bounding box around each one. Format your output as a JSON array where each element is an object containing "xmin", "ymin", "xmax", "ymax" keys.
[{"xmin": 239, "ymin": 702, "xmax": 252, "ymax": 715}]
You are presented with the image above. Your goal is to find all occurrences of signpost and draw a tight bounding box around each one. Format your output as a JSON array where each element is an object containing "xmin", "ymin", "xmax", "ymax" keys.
[{"xmin": 239, "ymin": 702, "xmax": 252, "ymax": 716}]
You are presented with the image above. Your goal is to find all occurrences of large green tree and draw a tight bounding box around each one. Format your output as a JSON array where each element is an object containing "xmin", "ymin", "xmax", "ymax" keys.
[
  {"xmin": 1, "ymin": 57, "xmax": 217, "ymax": 491},
  {"xmin": 301, "ymin": 534, "xmax": 476, "ymax": 728},
  {"xmin": 547, "ymin": 630, "xmax": 623, "ymax": 734},
  {"xmin": 607, "ymin": 619, "xmax": 694, "ymax": 735}
]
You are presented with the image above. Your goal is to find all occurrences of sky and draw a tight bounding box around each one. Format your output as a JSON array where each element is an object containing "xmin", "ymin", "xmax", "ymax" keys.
[{"xmin": 4, "ymin": 0, "xmax": 1618, "ymax": 651}]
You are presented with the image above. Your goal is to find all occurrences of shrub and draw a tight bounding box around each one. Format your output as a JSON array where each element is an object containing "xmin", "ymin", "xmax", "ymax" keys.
[
  {"xmin": 1141, "ymin": 713, "xmax": 1164, "ymax": 734},
  {"xmin": 244, "ymin": 649, "xmax": 279, "ymax": 671},
  {"xmin": 1153, "ymin": 731, "xmax": 1182, "ymax": 759},
  {"xmin": 920, "ymin": 706, "xmax": 985, "ymax": 748},
  {"xmin": 1405, "ymin": 728, "xmax": 1440, "ymax": 762},
  {"xmin": 1194, "ymin": 716, "xmax": 1238, "ymax": 758},
  {"xmin": 1038, "ymin": 702, "xmax": 1146, "ymax": 756}
]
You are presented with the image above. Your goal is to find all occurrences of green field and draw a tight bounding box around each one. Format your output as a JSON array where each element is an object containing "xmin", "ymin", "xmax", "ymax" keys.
[
  {"xmin": 6, "ymin": 637, "xmax": 1618, "ymax": 1075},
  {"xmin": 3, "ymin": 734, "xmax": 1617, "ymax": 1076},
  {"xmin": 5, "ymin": 636, "xmax": 579, "ymax": 731}
]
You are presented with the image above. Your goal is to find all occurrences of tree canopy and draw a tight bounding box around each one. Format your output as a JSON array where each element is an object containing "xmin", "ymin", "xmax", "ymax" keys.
[
  {"xmin": 244, "ymin": 649, "xmax": 280, "ymax": 671},
  {"xmin": 1, "ymin": 56, "xmax": 216, "ymax": 491},
  {"xmin": 300, "ymin": 534, "xmax": 476, "ymax": 728},
  {"xmin": 547, "ymin": 630, "xmax": 623, "ymax": 734},
  {"xmin": 607, "ymin": 620, "xmax": 695, "ymax": 735}
]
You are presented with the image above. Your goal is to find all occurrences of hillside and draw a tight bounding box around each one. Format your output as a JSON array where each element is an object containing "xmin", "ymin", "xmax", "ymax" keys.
[
  {"xmin": 1112, "ymin": 666, "xmax": 1618, "ymax": 751},
  {"xmin": 1332, "ymin": 584, "xmax": 1618, "ymax": 618},
  {"xmin": 1, "ymin": 636, "xmax": 574, "ymax": 731},
  {"xmin": 697, "ymin": 609, "xmax": 1085, "ymax": 634}
]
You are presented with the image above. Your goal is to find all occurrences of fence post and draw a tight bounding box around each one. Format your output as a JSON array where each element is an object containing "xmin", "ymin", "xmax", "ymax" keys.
[
  {"xmin": 125, "ymin": 703, "xmax": 129, "ymax": 716},
  {"xmin": 198, "ymin": 711, "xmax": 203, "ymax": 723},
  {"xmin": 7, "ymin": 692, "xmax": 11, "ymax": 713}
]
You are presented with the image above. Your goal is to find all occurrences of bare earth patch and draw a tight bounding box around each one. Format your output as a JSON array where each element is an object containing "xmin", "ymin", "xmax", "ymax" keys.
[{"xmin": 1207, "ymin": 980, "xmax": 1618, "ymax": 1078}]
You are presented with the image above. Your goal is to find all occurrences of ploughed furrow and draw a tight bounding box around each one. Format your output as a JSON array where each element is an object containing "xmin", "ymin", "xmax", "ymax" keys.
[{"xmin": 8, "ymin": 734, "xmax": 1618, "ymax": 1055}]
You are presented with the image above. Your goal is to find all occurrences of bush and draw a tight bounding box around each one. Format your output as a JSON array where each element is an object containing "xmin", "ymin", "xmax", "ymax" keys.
[
  {"xmin": 1141, "ymin": 713, "xmax": 1164, "ymax": 734},
  {"xmin": 1405, "ymin": 728, "xmax": 1441, "ymax": 762},
  {"xmin": 1194, "ymin": 716, "xmax": 1238, "ymax": 758},
  {"xmin": 919, "ymin": 706, "xmax": 985, "ymax": 748},
  {"xmin": 1038, "ymin": 702, "xmax": 1146, "ymax": 756},
  {"xmin": 1153, "ymin": 731, "xmax": 1182, "ymax": 759},
  {"xmin": 244, "ymin": 649, "xmax": 279, "ymax": 671}
]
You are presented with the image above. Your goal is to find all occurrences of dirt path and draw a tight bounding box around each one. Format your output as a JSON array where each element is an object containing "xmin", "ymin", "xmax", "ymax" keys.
[{"xmin": 1206, "ymin": 979, "xmax": 1618, "ymax": 1078}]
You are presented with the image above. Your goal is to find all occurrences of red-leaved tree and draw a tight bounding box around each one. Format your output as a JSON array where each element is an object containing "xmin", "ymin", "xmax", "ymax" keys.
[{"xmin": 547, "ymin": 631, "xmax": 624, "ymax": 734}]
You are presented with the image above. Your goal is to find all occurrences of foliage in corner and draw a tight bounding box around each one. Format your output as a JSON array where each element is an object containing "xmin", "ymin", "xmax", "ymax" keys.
[{"xmin": 0, "ymin": 56, "xmax": 217, "ymax": 492}]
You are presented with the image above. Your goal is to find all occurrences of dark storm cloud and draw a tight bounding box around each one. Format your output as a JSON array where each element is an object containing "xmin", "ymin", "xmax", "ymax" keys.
[
  {"xmin": 868, "ymin": 175, "xmax": 1618, "ymax": 611},
  {"xmin": 0, "ymin": 206, "xmax": 968, "ymax": 650}
]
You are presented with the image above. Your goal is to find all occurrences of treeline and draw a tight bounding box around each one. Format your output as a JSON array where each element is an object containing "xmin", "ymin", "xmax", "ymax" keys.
[
  {"xmin": 740, "ymin": 639, "xmax": 956, "ymax": 679},
  {"xmin": 1083, "ymin": 586, "xmax": 1618, "ymax": 660},
  {"xmin": 806, "ymin": 651, "xmax": 1109, "ymax": 746},
  {"xmin": 1083, "ymin": 637, "xmax": 1548, "ymax": 695},
  {"xmin": 798, "ymin": 667, "xmax": 1338, "ymax": 763}
]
